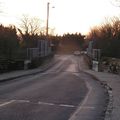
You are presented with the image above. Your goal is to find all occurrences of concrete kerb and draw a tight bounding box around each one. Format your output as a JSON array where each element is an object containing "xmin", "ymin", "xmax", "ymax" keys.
[
  {"xmin": 84, "ymin": 70, "xmax": 113, "ymax": 120},
  {"xmin": 0, "ymin": 58, "xmax": 60, "ymax": 82}
]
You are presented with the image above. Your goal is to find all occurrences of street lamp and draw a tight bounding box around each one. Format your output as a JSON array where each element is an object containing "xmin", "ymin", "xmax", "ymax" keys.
[
  {"xmin": 46, "ymin": 2, "xmax": 50, "ymax": 38},
  {"xmin": 46, "ymin": 2, "xmax": 55, "ymax": 38}
]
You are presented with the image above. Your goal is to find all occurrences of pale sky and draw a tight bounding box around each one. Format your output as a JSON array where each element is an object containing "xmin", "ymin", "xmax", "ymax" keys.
[{"xmin": 0, "ymin": 0, "xmax": 120, "ymax": 35}]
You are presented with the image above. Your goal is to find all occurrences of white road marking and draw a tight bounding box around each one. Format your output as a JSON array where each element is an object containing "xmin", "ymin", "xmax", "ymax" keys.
[
  {"xmin": 38, "ymin": 101, "xmax": 76, "ymax": 108},
  {"xmin": 59, "ymin": 104, "xmax": 76, "ymax": 108},
  {"xmin": 38, "ymin": 101, "xmax": 55, "ymax": 106},
  {"xmin": 15, "ymin": 100, "xmax": 30, "ymax": 103},
  {"xmin": 81, "ymin": 106, "xmax": 95, "ymax": 109},
  {"xmin": 79, "ymin": 81, "xmax": 92, "ymax": 107},
  {"xmin": 0, "ymin": 100, "xmax": 15, "ymax": 107},
  {"xmin": 68, "ymin": 80, "xmax": 93, "ymax": 120},
  {"xmin": 0, "ymin": 99, "xmax": 77, "ymax": 109}
]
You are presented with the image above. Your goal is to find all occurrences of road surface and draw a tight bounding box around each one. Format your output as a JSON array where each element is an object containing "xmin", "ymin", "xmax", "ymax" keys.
[{"xmin": 0, "ymin": 55, "xmax": 107, "ymax": 120}]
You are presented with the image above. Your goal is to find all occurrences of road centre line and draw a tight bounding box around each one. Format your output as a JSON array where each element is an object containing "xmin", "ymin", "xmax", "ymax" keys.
[
  {"xmin": 59, "ymin": 104, "xmax": 75, "ymax": 108},
  {"xmin": 0, "ymin": 99, "xmax": 77, "ymax": 108},
  {"xmin": 38, "ymin": 101, "xmax": 55, "ymax": 106},
  {"xmin": 14, "ymin": 100, "xmax": 30, "ymax": 103},
  {"xmin": 38, "ymin": 101, "xmax": 76, "ymax": 108},
  {"xmin": 0, "ymin": 99, "xmax": 95, "ymax": 110},
  {"xmin": 0, "ymin": 100, "xmax": 15, "ymax": 107},
  {"xmin": 80, "ymin": 106, "xmax": 95, "ymax": 109}
]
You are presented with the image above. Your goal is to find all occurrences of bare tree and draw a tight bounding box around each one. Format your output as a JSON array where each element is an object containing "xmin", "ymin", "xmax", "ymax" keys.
[
  {"xmin": 110, "ymin": 0, "xmax": 120, "ymax": 7},
  {"xmin": 20, "ymin": 15, "xmax": 42, "ymax": 35},
  {"xmin": 87, "ymin": 16, "xmax": 120, "ymax": 58}
]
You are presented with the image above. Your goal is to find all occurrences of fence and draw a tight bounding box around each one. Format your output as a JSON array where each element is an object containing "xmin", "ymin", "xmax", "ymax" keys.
[{"xmin": 27, "ymin": 40, "xmax": 52, "ymax": 60}]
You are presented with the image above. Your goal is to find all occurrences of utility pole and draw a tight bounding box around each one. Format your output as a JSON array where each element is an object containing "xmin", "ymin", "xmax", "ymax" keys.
[{"xmin": 46, "ymin": 2, "xmax": 50, "ymax": 38}]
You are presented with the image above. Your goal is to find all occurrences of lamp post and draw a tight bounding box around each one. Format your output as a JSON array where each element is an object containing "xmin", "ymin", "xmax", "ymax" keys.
[
  {"xmin": 46, "ymin": 2, "xmax": 50, "ymax": 38},
  {"xmin": 46, "ymin": 2, "xmax": 55, "ymax": 37}
]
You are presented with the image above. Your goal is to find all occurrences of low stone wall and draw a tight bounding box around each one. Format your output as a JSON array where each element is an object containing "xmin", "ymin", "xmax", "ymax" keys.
[{"xmin": 100, "ymin": 57, "xmax": 120, "ymax": 74}]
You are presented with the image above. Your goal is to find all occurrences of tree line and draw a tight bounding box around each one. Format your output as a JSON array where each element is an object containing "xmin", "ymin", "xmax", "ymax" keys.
[
  {"xmin": 0, "ymin": 23, "xmax": 86, "ymax": 72},
  {"xmin": 0, "ymin": 24, "xmax": 49, "ymax": 72},
  {"xmin": 0, "ymin": 25, "xmax": 20, "ymax": 60},
  {"xmin": 87, "ymin": 17, "xmax": 120, "ymax": 58}
]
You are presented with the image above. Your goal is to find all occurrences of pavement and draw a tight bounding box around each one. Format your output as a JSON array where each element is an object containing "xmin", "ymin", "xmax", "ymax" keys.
[
  {"xmin": 0, "ymin": 57, "xmax": 120, "ymax": 120},
  {"xmin": 0, "ymin": 57, "xmax": 59, "ymax": 82},
  {"xmin": 85, "ymin": 70, "xmax": 120, "ymax": 120}
]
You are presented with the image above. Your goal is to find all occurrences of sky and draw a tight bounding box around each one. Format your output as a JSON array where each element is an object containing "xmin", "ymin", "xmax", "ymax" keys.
[{"xmin": 0, "ymin": 0, "xmax": 120, "ymax": 35}]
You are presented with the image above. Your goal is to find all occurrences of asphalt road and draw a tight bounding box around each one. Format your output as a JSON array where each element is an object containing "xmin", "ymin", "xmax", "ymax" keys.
[{"xmin": 0, "ymin": 55, "xmax": 107, "ymax": 120}]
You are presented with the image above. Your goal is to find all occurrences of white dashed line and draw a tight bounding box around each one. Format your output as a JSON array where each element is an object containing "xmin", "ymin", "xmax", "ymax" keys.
[
  {"xmin": 59, "ymin": 104, "xmax": 76, "ymax": 108},
  {"xmin": 38, "ymin": 101, "xmax": 55, "ymax": 106},
  {"xmin": 15, "ymin": 100, "xmax": 30, "ymax": 103},
  {"xmin": 38, "ymin": 101, "xmax": 76, "ymax": 108},
  {"xmin": 0, "ymin": 99, "xmax": 77, "ymax": 109},
  {"xmin": 81, "ymin": 106, "xmax": 95, "ymax": 109},
  {"xmin": 0, "ymin": 100, "xmax": 15, "ymax": 107}
]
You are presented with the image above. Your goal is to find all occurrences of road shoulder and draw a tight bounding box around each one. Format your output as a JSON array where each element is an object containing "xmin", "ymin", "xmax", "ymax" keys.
[
  {"xmin": 85, "ymin": 70, "xmax": 120, "ymax": 120},
  {"xmin": 69, "ymin": 72, "xmax": 108, "ymax": 120}
]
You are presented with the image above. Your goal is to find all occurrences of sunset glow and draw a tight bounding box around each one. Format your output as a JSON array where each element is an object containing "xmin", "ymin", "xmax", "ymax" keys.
[{"xmin": 0, "ymin": 0, "xmax": 120, "ymax": 35}]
